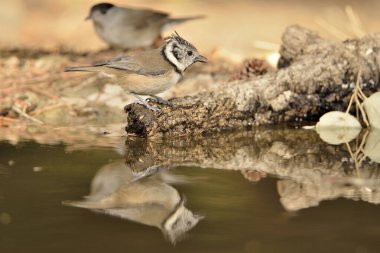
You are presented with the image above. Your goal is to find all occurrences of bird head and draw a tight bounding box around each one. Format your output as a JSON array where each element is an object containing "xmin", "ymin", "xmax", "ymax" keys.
[
  {"xmin": 86, "ymin": 2, "xmax": 114, "ymax": 21},
  {"xmin": 163, "ymin": 32, "xmax": 207, "ymax": 73}
]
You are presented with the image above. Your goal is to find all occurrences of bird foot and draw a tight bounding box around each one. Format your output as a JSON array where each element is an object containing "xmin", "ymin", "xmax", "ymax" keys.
[
  {"xmin": 130, "ymin": 93, "xmax": 161, "ymax": 112},
  {"xmin": 146, "ymin": 96, "xmax": 174, "ymax": 107},
  {"xmin": 131, "ymin": 165, "xmax": 161, "ymax": 181},
  {"xmin": 136, "ymin": 100, "xmax": 161, "ymax": 112}
]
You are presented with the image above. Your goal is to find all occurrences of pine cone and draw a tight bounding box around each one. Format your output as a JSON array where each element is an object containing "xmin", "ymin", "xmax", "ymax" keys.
[{"xmin": 229, "ymin": 58, "xmax": 270, "ymax": 81}]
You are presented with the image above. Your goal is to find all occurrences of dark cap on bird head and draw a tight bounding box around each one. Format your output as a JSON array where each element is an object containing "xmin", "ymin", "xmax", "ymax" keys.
[{"xmin": 86, "ymin": 2, "xmax": 114, "ymax": 20}]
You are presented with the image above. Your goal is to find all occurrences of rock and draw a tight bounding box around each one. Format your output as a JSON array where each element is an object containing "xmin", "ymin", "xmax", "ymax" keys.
[
  {"xmin": 315, "ymin": 111, "xmax": 362, "ymax": 144},
  {"xmin": 363, "ymin": 92, "xmax": 380, "ymax": 129},
  {"xmin": 316, "ymin": 111, "xmax": 362, "ymax": 130},
  {"xmin": 363, "ymin": 130, "xmax": 380, "ymax": 163}
]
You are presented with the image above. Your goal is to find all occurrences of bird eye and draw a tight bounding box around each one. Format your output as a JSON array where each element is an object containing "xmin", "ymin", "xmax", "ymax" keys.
[{"xmin": 187, "ymin": 51, "xmax": 193, "ymax": 56}]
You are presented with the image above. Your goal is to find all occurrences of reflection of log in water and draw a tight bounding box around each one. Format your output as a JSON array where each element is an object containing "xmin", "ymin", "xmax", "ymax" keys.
[
  {"xmin": 63, "ymin": 162, "xmax": 202, "ymax": 244},
  {"xmin": 122, "ymin": 128, "xmax": 380, "ymax": 211}
]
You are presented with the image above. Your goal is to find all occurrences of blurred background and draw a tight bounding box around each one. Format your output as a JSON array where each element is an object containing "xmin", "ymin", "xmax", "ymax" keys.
[{"xmin": 1, "ymin": 0, "xmax": 380, "ymax": 58}]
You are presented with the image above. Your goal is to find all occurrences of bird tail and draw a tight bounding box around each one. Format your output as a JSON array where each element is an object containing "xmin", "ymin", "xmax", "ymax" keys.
[
  {"xmin": 164, "ymin": 15, "xmax": 205, "ymax": 30},
  {"xmin": 64, "ymin": 66, "xmax": 100, "ymax": 72},
  {"xmin": 62, "ymin": 200, "xmax": 107, "ymax": 209}
]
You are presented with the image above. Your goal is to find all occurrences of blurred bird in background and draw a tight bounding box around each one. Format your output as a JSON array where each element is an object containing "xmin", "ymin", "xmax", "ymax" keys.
[{"xmin": 86, "ymin": 2, "xmax": 205, "ymax": 49}]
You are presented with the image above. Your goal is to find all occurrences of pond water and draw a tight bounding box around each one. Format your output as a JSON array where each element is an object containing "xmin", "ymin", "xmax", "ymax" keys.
[{"xmin": 0, "ymin": 128, "xmax": 380, "ymax": 253}]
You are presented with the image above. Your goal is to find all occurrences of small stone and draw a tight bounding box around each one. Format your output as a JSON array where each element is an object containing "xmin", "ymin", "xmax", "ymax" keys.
[
  {"xmin": 5, "ymin": 56, "xmax": 20, "ymax": 68},
  {"xmin": 33, "ymin": 166, "xmax": 43, "ymax": 172}
]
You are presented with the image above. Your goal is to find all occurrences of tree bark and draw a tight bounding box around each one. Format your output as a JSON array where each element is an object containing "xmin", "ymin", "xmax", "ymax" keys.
[{"xmin": 125, "ymin": 25, "xmax": 380, "ymax": 137}]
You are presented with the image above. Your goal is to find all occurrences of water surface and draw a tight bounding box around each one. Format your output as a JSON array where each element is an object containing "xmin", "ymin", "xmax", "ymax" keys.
[{"xmin": 0, "ymin": 128, "xmax": 380, "ymax": 253}]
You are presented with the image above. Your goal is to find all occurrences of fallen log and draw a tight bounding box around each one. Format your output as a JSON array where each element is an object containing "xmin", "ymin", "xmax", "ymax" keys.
[{"xmin": 125, "ymin": 25, "xmax": 380, "ymax": 137}]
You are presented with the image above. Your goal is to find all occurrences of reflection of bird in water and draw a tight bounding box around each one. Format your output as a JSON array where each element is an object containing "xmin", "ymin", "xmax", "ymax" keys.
[{"xmin": 63, "ymin": 161, "xmax": 202, "ymax": 243}]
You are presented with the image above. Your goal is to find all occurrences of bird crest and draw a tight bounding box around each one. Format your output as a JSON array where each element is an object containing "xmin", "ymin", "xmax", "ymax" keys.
[{"xmin": 165, "ymin": 31, "xmax": 196, "ymax": 50}]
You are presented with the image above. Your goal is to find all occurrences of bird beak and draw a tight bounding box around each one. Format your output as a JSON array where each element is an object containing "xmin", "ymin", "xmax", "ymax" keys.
[
  {"xmin": 85, "ymin": 14, "xmax": 91, "ymax": 20},
  {"xmin": 195, "ymin": 55, "xmax": 208, "ymax": 63}
]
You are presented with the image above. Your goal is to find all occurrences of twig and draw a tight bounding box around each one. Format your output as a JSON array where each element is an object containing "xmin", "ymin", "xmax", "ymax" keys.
[
  {"xmin": 345, "ymin": 89, "xmax": 356, "ymax": 113},
  {"xmin": 1, "ymin": 72, "xmax": 66, "ymax": 86},
  {"xmin": 345, "ymin": 142, "xmax": 360, "ymax": 174},
  {"xmin": 72, "ymin": 75, "xmax": 99, "ymax": 92},
  {"xmin": 0, "ymin": 116, "xmax": 19, "ymax": 122},
  {"xmin": 252, "ymin": 40, "xmax": 280, "ymax": 52},
  {"xmin": 355, "ymin": 130, "xmax": 369, "ymax": 157},
  {"xmin": 345, "ymin": 5, "xmax": 366, "ymax": 37},
  {"xmin": 345, "ymin": 141, "xmax": 362, "ymax": 176},
  {"xmin": 315, "ymin": 17, "xmax": 350, "ymax": 40},
  {"xmin": 357, "ymin": 86, "xmax": 368, "ymax": 100},
  {"xmin": 355, "ymin": 79, "xmax": 370, "ymax": 127},
  {"xmin": 26, "ymin": 87, "xmax": 77, "ymax": 116},
  {"xmin": 316, "ymin": 6, "xmax": 365, "ymax": 40},
  {"xmin": 12, "ymin": 106, "xmax": 44, "ymax": 125},
  {"xmin": 344, "ymin": 66, "xmax": 369, "ymax": 127},
  {"xmin": 356, "ymin": 130, "xmax": 369, "ymax": 167},
  {"xmin": 0, "ymin": 116, "xmax": 20, "ymax": 126},
  {"xmin": 30, "ymin": 104, "xmax": 66, "ymax": 116},
  {"xmin": 0, "ymin": 116, "xmax": 19, "ymax": 126},
  {"xmin": 346, "ymin": 66, "xmax": 362, "ymax": 113}
]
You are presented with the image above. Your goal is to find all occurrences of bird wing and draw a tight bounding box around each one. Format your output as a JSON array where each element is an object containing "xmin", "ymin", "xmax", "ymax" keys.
[
  {"xmin": 98, "ymin": 49, "xmax": 169, "ymax": 76},
  {"xmin": 121, "ymin": 8, "xmax": 169, "ymax": 29}
]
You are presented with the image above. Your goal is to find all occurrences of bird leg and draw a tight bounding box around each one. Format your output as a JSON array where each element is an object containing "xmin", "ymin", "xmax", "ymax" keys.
[
  {"xmin": 146, "ymin": 95, "xmax": 174, "ymax": 107},
  {"xmin": 131, "ymin": 165, "xmax": 161, "ymax": 182},
  {"xmin": 130, "ymin": 93, "xmax": 161, "ymax": 112}
]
